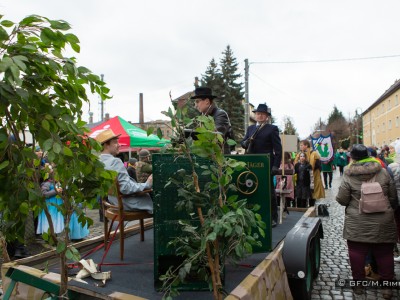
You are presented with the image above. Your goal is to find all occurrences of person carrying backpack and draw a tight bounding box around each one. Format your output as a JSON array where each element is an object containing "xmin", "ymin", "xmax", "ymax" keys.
[{"xmin": 336, "ymin": 144, "xmax": 398, "ymax": 299}]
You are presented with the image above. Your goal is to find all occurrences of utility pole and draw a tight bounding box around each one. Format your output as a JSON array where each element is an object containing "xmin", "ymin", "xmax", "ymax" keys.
[
  {"xmin": 355, "ymin": 110, "xmax": 359, "ymax": 144},
  {"xmin": 244, "ymin": 59, "xmax": 249, "ymax": 131}
]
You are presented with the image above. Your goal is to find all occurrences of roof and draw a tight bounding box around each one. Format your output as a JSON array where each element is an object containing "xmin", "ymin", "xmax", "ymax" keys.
[
  {"xmin": 172, "ymin": 91, "xmax": 194, "ymax": 102},
  {"xmin": 364, "ymin": 79, "xmax": 400, "ymax": 115}
]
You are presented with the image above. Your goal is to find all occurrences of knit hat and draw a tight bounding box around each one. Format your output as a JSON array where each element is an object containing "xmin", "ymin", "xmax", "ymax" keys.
[
  {"xmin": 139, "ymin": 149, "xmax": 150, "ymax": 158},
  {"xmin": 350, "ymin": 144, "xmax": 369, "ymax": 161}
]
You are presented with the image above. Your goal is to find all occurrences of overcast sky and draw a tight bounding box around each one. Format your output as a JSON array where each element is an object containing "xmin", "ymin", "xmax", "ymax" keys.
[{"xmin": 3, "ymin": 1, "xmax": 400, "ymax": 138}]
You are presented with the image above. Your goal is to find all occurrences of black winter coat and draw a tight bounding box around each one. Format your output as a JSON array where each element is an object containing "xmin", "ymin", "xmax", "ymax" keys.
[
  {"xmin": 241, "ymin": 123, "xmax": 282, "ymax": 169},
  {"xmin": 207, "ymin": 103, "xmax": 232, "ymax": 154}
]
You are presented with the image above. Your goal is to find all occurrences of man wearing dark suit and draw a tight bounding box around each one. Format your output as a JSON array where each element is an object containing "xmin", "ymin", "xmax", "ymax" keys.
[
  {"xmin": 241, "ymin": 103, "xmax": 282, "ymax": 227},
  {"xmin": 192, "ymin": 87, "xmax": 233, "ymax": 154}
]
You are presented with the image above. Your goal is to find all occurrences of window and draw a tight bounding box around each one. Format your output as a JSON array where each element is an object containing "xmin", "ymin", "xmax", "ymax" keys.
[
  {"xmin": 377, "ymin": 125, "xmax": 379, "ymax": 133},
  {"xmin": 396, "ymin": 95, "xmax": 399, "ymax": 106},
  {"xmin": 382, "ymin": 122, "xmax": 385, "ymax": 132},
  {"xmin": 389, "ymin": 120, "xmax": 392, "ymax": 129},
  {"xmin": 388, "ymin": 100, "xmax": 391, "ymax": 109},
  {"xmin": 397, "ymin": 116, "xmax": 399, "ymax": 127}
]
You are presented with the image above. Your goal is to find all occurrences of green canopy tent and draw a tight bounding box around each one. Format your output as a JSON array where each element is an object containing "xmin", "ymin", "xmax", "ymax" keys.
[{"xmin": 88, "ymin": 116, "xmax": 170, "ymax": 152}]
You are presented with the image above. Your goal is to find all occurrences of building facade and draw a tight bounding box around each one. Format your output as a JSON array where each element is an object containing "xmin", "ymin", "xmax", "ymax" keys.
[
  {"xmin": 363, "ymin": 80, "xmax": 400, "ymax": 147},
  {"xmin": 132, "ymin": 120, "xmax": 172, "ymax": 140}
]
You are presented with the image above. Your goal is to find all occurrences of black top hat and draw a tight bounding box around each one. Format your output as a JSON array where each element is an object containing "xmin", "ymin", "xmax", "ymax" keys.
[
  {"xmin": 350, "ymin": 144, "xmax": 369, "ymax": 161},
  {"xmin": 252, "ymin": 103, "xmax": 271, "ymax": 115},
  {"xmin": 190, "ymin": 87, "xmax": 217, "ymax": 100}
]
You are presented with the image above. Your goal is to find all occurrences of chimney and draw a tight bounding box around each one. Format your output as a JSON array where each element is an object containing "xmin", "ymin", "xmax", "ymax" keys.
[
  {"xmin": 104, "ymin": 113, "xmax": 110, "ymax": 121},
  {"xmin": 89, "ymin": 111, "xmax": 93, "ymax": 124},
  {"xmin": 194, "ymin": 76, "xmax": 199, "ymax": 88},
  {"xmin": 139, "ymin": 93, "xmax": 144, "ymax": 126}
]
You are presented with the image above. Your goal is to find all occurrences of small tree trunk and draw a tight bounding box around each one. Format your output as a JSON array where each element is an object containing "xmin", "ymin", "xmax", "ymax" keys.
[
  {"xmin": 59, "ymin": 212, "xmax": 71, "ymax": 298},
  {"xmin": 193, "ymin": 171, "xmax": 222, "ymax": 300},
  {"xmin": 59, "ymin": 248, "xmax": 68, "ymax": 298}
]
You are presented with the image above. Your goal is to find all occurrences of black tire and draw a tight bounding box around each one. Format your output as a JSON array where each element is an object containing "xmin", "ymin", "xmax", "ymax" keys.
[{"xmin": 289, "ymin": 256, "xmax": 312, "ymax": 300}]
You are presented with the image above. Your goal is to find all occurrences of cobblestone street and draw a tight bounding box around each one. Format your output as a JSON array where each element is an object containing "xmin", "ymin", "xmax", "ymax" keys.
[{"xmin": 311, "ymin": 170, "xmax": 400, "ymax": 299}]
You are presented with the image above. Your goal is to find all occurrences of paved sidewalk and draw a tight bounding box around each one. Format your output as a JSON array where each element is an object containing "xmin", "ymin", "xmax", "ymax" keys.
[{"xmin": 311, "ymin": 170, "xmax": 400, "ymax": 299}]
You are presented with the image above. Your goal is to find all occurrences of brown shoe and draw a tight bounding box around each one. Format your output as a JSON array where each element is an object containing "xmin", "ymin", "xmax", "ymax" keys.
[{"xmin": 382, "ymin": 288, "xmax": 393, "ymax": 299}]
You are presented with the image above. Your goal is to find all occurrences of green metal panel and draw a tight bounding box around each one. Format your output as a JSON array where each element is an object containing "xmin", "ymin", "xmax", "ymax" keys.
[
  {"xmin": 226, "ymin": 154, "xmax": 271, "ymax": 252},
  {"xmin": 152, "ymin": 153, "xmax": 271, "ymax": 290}
]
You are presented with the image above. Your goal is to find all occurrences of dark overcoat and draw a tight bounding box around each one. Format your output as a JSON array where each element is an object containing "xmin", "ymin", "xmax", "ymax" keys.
[
  {"xmin": 207, "ymin": 104, "xmax": 232, "ymax": 154},
  {"xmin": 241, "ymin": 124, "xmax": 282, "ymax": 169}
]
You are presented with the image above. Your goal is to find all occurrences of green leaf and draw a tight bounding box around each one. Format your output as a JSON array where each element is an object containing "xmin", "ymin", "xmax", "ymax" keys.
[
  {"xmin": 40, "ymin": 27, "xmax": 57, "ymax": 44},
  {"xmin": 77, "ymin": 66, "xmax": 90, "ymax": 74},
  {"xmin": 9, "ymin": 64, "xmax": 20, "ymax": 82},
  {"xmin": 42, "ymin": 119, "xmax": 50, "ymax": 131},
  {"xmin": 146, "ymin": 127, "xmax": 155, "ymax": 136},
  {"xmin": 1, "ymin": 20, "xmax": 14, "ymax": 27},
  {"xmin": 19, "ymin": 202, "xmax": 29, "ymax": 215},
  {"xmin": 0, "ymin": 26, "xmax": 8, "ymax": 41},
  {"xmin": 206, "ymin": 232, "xmax": 217, "ymax": 241},
  {"xmin": 49, "ymin": 20, "xmax": 71, "ymax": 30},
  {"xmin": 20, "ymin": 15, "xmax": 42, "ymax": 26},
  {"xmin": 53, "ymin": 142, "xmax": 61, "ymax": 154},
  {"xmin": 12, "ymin": 55, "xmax": 28, "ymax": 71},
  {"xmin": 56, "ymin": 241, "xmax": 66, "ymax": 254},
  {"xmin": 63, "ymin": 146, "xmax": 73, "ymax": 157},
  {"xmin": 43, "ymin": 138, "xmax": 54, "ymax": 151},
  {"xmin": 65, "ymin": 33, "xmax": 80, "ymax": 44},
  {"xmin": 65, "ymin": 249, "xmax": 73, "ymax": 260},
  {"xmin": 258, "ymin": 227, "xmax": 265, "ymax": 238},
  {"xmin": 227, "ymin": 139, "xmax": 236, "ymax": 146},
  {"xmin": 0, "ymin": 160, "xmax": 9, "ymax": 170},
  {"xmin": 157, "ymin": 127, "xmax": 163, "ymax": 140},
  {"xmin": 70, "ymin": 42, "xmax": 80, "ymax": 53}
]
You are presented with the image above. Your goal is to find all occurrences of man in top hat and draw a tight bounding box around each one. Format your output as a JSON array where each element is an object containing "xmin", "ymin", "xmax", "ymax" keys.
[
  {"xmin": 241, "ymin": 103, "xmax": 282, "ymax": 227},
  {"xmin": 96, "ymin": 129, "xmax": 154, "ymax": 213},
  {"xmin": 191, "ymin": 86, "xmax": 233, "ymax": 154}
]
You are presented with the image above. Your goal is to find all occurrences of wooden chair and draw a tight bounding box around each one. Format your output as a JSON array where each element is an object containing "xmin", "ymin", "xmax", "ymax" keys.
[{"xmin": 102, "ymin": 180, "xmax": 153, "ymax": 260}]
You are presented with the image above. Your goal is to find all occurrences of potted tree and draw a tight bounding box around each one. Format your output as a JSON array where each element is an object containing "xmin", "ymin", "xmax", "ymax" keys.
[
  {"xmin": 157, "ymin": 104, "xmax": 266, "ymax": 299},
  {"xmin": 0, "ymin": 15, "xmax": 114, "ymax": 297}
]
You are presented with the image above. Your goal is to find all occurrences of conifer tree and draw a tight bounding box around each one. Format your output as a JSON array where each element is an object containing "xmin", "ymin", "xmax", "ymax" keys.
[
  {"xmin": 201, "ymin": 46, "xmax": 244, "ymax": 142},
  {"xmin": 201, "ymin": 58, "xmax": 223, "ymax": 97},
  {"xmin": 219, "ymin": 46, "xmax": 244, "ymax": 140},
  {"xmin": 282, "ymin": 116, "xmax": 298, "ymax": 135}
]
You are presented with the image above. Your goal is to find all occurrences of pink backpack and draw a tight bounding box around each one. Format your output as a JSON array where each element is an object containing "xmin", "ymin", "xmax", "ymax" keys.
[{"xmin": 358, "ymin": 175, "xmax": 389, "ymax": 214}]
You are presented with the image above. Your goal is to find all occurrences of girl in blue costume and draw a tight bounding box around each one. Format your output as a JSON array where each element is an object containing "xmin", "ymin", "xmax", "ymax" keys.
[
  {"xmin": 69, "ymin": 204, "xmax": 89, "ymax": 240},
  {"xmin": 37, "ymin": 166, "xmax": 64, "ymax": 234},
  {"xmin": 37, "ymin": 165, "xmax": 89, "ymax": 240}
]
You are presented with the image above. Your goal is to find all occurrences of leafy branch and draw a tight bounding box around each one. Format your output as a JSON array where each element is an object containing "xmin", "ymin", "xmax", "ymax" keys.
[
  {"xmin": 0, "ymin": 14, "xmax": 114, "ymax": 297},
  {"xmin": 159, "ymin": 103, "xmax": 265, "ymax": 299}
]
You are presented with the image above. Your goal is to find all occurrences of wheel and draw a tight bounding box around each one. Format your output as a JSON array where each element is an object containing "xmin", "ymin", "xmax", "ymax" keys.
[
  {"xmin": 289, "ymin": 257, "xmax": 312, "ymax": 300},
  {"xmin": 310, "ymin": 236, "xmax": 321, "ymax": 279}
]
